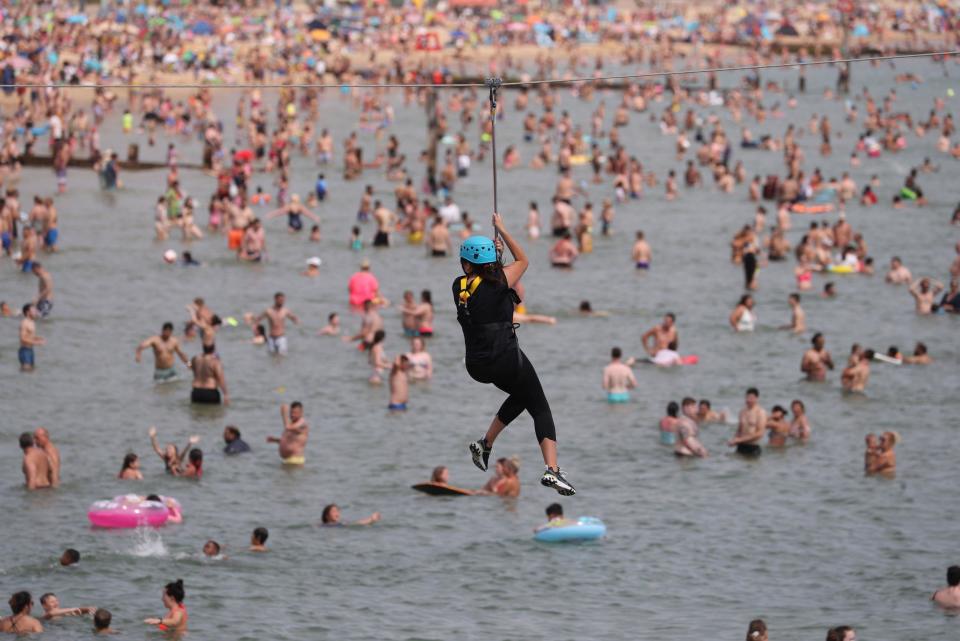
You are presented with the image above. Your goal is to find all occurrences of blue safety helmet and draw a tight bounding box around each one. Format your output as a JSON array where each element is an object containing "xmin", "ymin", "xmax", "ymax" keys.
[{"xmin": 459, "ymin": 235, "xmax": 497, "ymax": 265}]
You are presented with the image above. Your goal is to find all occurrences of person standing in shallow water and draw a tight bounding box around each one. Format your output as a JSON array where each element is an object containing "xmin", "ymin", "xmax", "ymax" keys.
[{"xmin": 456, "ymin": 213, "xmax": 575, "ymax": 496}]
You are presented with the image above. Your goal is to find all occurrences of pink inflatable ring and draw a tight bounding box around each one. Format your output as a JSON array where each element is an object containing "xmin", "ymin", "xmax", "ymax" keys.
[{"xmin": 87, "ymin": 495, "xmax": 181, "ymax": 529}]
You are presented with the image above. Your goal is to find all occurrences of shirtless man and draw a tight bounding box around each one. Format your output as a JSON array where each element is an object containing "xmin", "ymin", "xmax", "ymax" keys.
[
  {"xmin": 400, "ymin": 290, "xmax": 421, "ymax": 337},
  {"xmin": 266, "ymin": 402, "xmax": 309, "ymax": 465},
  {"xmin": 885, "ymin": 257, "xmax": 912, "ymax": 284},
  {"xmin": 427, "ymin": 216, "xmax": 451, "ymax": 257},
  {"xmin": 257, "ymin": 292, "xmax": 300, "ymax": 355},
  {"xmin": 372, "ymin": 201, "xmax": 396, "ymax": 247},
  {"xmin": 357, "ymin": 185, "xmax": 373, "ymax": 222},
  {"xmin": 347, "ymin": 299, "xmax": 383, "ymax": 348},
  {"xmin": 33, "ymin": 428, "xmax": 60, "ymax": 488},
  {"xmin": 781, "ymin": 293, "xmax": 806, "ymax": 333},
  {"xmin": 388, "ymin": 355, "xmax": 410, "ymax": 411},
  {"xmin": 602, "ymin": 347, "xmax": 636, "ymax": 403},
  {"xmin": 18, "ymin": 227, "xmax": 37, "ymax": 272},
  {"xmin": 190, "ymin": 343, "xmax": 228, "ymax": 405},
  {"xmin": 909, "ymin": 277, "xmax": 944, "ymax": 314},
  {"xmin": 641, "ymin": 313, "xmax": 678, "ymax": 357},
  {"xmin": 39, "ymin": 594, "xmax": 95, "ymax": 620},
  {"xmin": 136, "ymin": 322, "xmax": 189, "ymax": 382},
  {"xmin": 841, "ymin": 349, "xmax": 873, "ymax": 393},
  {"xmin": 18, "ymin": 303, "xmax": 44, "ymax": 372},
  {"xmin": 765, "ymin": 405, "xmax": 790, "ymax": 447},
  {"xmin": 801, "ymin": 332, "xmax": 834, "ymax": 381},
  {"xmin": 20, "ymin": 432, "xmax": 53, "ymax": 489},
  {"xmin": 932, "ymin": 566, "xmax": 960, "ymax": 609},
  {"xmin": 631, "ymin": 230, "xmax": 651, "ymax": 269},
  {"xmin": 867, "ymin": 431, "xmax": 897, "ymax": 475},
  {"xmin": 31, "ymin": 263, "xmax": 53, "ymax": 317},
  {"xmin": 728, "ymin": 387, "xmax": 767, "ymax": 457}
]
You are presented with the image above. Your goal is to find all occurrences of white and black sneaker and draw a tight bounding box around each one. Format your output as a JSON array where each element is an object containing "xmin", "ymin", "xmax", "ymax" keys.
[
  {"xmin": 540, "ymin": 467, "xmax": 576, "ymax": 496},
  {"xmin": 469, "ymin": 438, "xmax": 492, "ymax": 471}
]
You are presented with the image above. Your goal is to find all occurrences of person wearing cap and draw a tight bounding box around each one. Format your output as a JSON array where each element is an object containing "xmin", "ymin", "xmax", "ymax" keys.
[
  {"xmin": 302, "ymin": 257, "xmax": 321, "ymax": 277},
  {"xmin": 348, "ymin": 259, "xmax": 380, "ymax": 310},
  {"xmin": 457, "ymin": 213, "xmax": 575, "ymax": 497}
]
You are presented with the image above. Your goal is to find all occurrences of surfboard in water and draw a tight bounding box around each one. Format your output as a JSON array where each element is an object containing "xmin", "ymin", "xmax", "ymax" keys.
[{"xmin": 411, "ymin": 482, "xmax": 473, "ymax": 496}]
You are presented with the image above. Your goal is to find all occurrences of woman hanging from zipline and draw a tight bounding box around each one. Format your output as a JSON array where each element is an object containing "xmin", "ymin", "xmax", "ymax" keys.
[{"xmin": 454, "ymin": 213, "xmax": 575, "ymax": 496}]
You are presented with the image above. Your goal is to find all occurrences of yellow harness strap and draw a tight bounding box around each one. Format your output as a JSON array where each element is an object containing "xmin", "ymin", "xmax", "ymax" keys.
[{"xmin": 458, "ymin": 276, "xmax": 481, "ymax": 305}]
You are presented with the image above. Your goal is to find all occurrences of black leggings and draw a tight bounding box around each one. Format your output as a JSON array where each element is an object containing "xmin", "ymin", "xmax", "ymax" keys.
[
  {"xmin": 466, "ymin": 348, "xmax": 557, "ymax": 443},
  {"xmin": 743, "ymin": 251, "xmax": 757, "ymax": 288}
]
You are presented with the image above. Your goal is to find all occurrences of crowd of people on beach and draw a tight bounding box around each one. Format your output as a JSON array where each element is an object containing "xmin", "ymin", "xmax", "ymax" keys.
[{"xmin": 4, "ymin": 0, "xmax": 960, "ymax": 636}]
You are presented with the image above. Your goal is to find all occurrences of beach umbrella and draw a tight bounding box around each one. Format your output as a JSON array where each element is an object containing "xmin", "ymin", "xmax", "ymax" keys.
[
  {"xmin": 83, "ymin": 58, "xmax": 102, "ymax": 71},
  {"xmin": 310, "ymin": 29, "xmax": 330, "ymax": 42},
  {"xmin": 191, "ymin": 21, "xmax": 214, "ymax": 35},
  {"xmin": 306, "ymin": 18, "xmax": 326, "ymax": 30},
  {"xmin": 852, "ymin": 24, "xmax": 870, "ymax": 37},
  {"xmin": 67, "ymin": 14, "xmax": 88, "ymax": 25},
  {"xmin": 507, "ymin": 22, "xmax": 529, "ymax": 32}
]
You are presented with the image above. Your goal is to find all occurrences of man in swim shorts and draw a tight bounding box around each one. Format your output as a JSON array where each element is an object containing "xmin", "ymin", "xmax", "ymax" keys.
[
  {"xmin": 388, "ymin": 355, "xmax": 410, "ymax": 411},
  {"xmin": 642, "ymin": 313, "xmax": 678, "ymax": 357},
  {"xmin": 257, "ymin": 292, "xmax": 300, "ymax": 355},
  {"xmin": 136, "ymin": 322, "xmax": 189, "ymax": 382},
  {"xmin": 266, "ymin": 402, "xmax": 309, "ymax": 465},
  {"xmin": 781, "ymin": 293, "xmax": 806, "ymax": 334},
  {"xmin": 347, "ymin": 299, "xmax": 383, "ymax": 349},
  {"xmin": 631, "ymin": 230, "xmax": 651, "ymax": 269},
  {"xmin": 602, "ymin": 347, "xmax": 636, "ymax": 403},
  {"xmin": 932, "ymin": 565, "xmax": 960, "ymax": 609},
  {"xmin": 19, "ymin": 303, "xmax": 44, "ymax": 372},
  {"xmin": 728, "ymin": 387, "xmax": 766, "ymax": 456},
  {"xmin": 189, "ymin": 343, "xmax": 228, "ymax": 404}
]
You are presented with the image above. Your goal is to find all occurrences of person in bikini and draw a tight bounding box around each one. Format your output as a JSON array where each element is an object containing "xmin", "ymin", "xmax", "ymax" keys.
[
  {"xmin": 148, "ymin": 426, "xmax": 199, "ymax": 476},
  {"xmin": 143, "ymin": 579, "xmax": 188, "ymax": 634},
  {"xmin": 0, "ymin": 591, "xmax": 43, "ymax": 634}
]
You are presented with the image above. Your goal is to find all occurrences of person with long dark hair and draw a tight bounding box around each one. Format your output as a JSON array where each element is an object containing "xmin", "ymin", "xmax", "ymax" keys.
[
  {"xmin": 455, "ymin": 213, "xmax": 574, "ymax": 496},
  {"xmin": 144, "ymin": 579, "xmax": 187, "ymax": 634}
]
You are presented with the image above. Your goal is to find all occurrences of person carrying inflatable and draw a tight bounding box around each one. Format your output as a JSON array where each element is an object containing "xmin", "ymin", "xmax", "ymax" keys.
[{"xmin": 454, "ymin": 213, "xmax": 575, "ymax": 496}]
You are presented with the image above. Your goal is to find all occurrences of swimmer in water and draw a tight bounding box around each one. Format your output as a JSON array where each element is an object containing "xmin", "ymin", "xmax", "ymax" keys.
[
  {"xmin": 143, "ymin": 579, "xmax": 188, "ymax": 634},
  {"xmin": 932, "ymin": 566, "xmax": 960, "ymax": 609},
  {"xmin": 405, "ymin": 337, "xmax": 433, "ymax": 381},
  {"xmin": 601, "ymin": 347, "xmax": 636, "ymax": 403},
  {"xmin": 841, "ymin": 349, "xmax": 874, "ymax": 393},
  {"xmin": 801, "ymin": 333, "xmax": 834, "ymax": 382},
  {"xmin": 249, "ymin": 527, "xmax": 269, "ymax": 552},
  {"xmin": 659, "ymin": 402, "xmax": 680, "ymax": 445},
  {"xmin": 320, "ymin": 504, "xmax": 381, "ymax": 527},
  {"xmin": 457, "ymin": 214, "xmax": 574, "ymax": 496},
  {"xmin": 135, "ymin": 322, "xmax": 189, "ymax": 382},
  {"xmin": 674, "ymin": 398, "xmax": 708, "ymax": 458},
  {"xmin": 641, "ymin": 313, "xmax": 678, "ymax": 357},
  {"xmin": 909, "ymin": 277, "xmax": 944, "ymax": 314},
  {"xmin": 696, "ymin": 400, "xmax": 727, "ymax": 425},
  {"xmin": 39, "ymin": 593, "xmax": 95, "ymax": 620},
  {"xmin": 866, "ymin": 431, "xmax": 898, "ymax": 475},
  {"xmin": 578, "ymin": 300, "xmax": 610, "ymax": 317},
  {"xmin": 0, "ymin": 591, "xmax": 43, "ymax": 634},
  {"xmin": 729, "ymin": 294, "xmax": 756, "ymax": 332},
  {"xmin": 318, "ymin": 312, "xmax": 341, "ymax": 336},
  {"xmin": 631, "ymin": 230, "xmax": 651, "ymax": 269},
  {"xmin": 202, "ymin": 540, "xmax": 222, "ymax": 558},
  {"xmin": 265, "ymin": 194, "xmax": 319, "ymax": 232},
  {"xmin": 728, "ymin": 388, "xmax": 766, "ymax": 457},
  {"xmin": 765, "ymin": 405, "xmax": 790, "ymax": 447},
  {"xmin": 118, "ymin": 453, "xmax": 143, "ymax": 480},
  {"xmin": 388, "ymin": 355, "xmax": 410, "ymax": 411},
  {"xmin": 266, "ymin": 402, "xmax": 309, "ymax": 465},
  {"xmin": 780, "ymin": 293, "xmax": 806, "ymax": 334},
  {"xmin": 903, "ymin": 342, "xmax": 932, "ymax": 365},
  {"xmin": 788, "ymin": 400, "xmax": 810, "ymax": 440},
  {"xmin": 148, "ymin": 426, "xmax": 199, "ymax": 476}
]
